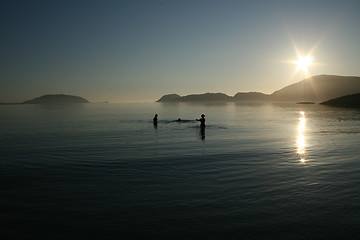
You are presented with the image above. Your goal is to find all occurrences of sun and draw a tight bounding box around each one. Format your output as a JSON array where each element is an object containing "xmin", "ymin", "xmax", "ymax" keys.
[
  {"xmin": 294, "ymin": 56, "xmax": 314, "ymax": 72},
  {"xmin": 285, "ymin": 35, "xmax": 322, "ymax": 79}
]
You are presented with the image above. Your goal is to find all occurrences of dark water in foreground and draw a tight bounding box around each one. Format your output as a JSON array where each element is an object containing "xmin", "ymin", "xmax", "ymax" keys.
[{"xmin": 1, "ymin": 102, "xmax": 360, "ymax": 239}]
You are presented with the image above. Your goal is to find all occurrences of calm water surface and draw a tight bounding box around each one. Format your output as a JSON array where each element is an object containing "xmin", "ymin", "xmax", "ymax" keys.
[{"xmin": 1, "ymin": 102, "xmax": 360, "ymax": 240}]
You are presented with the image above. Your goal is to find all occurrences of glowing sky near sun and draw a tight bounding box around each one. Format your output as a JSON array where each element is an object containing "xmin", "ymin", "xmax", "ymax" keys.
[{"xmin": 1, "ymin": 0, "xmax": 360, "ymax": 102}]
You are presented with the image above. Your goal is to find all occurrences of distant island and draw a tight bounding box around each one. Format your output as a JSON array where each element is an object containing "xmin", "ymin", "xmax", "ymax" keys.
[
  {"xmin": 320, "ymin": 93, "xmax": 360, "ymax": 108},
  {"xmin": 157, "ymin": 75, "xmax": 360, "ymax": 104},
  {"xmin": 296, "ymin": 102, "xmax": 315, "ymax": 104},
  {"xmin": 2, "ymin": 75, "xmax": 360, "ymax": 107},
  {"xmin": 157, "ymin": 93, "xmax": 232, "ymax": 102},
  {"xmin": 0, "ymin": 94, "xmax": 89, "ymax": 105},
  {"xmin": 23, "ymin": 94, "xmax": 89, "ymax": 104}
]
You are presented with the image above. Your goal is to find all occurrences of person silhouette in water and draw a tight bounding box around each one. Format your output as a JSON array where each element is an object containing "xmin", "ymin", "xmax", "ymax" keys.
[
  {"xmin": 196, "ymin": 114, "xmax": 205, "ymax": 128},
  {"xmin": 196, "ymin": 114, "xmax": 206, "ymax": 140},
  {"xmin": 153, "ymin": 114, "xmax": 158, "ymax": 126}
]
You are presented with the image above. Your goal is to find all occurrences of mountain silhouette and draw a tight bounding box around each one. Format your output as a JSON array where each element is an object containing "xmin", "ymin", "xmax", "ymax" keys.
[
  {"xmin": 157, "ymin": 75, "xmax": 360, "ymax": 103},
  {"xmin": 270, "ymin": 75, "xmax": 360, "ymax": 102},
  {"xmin": 233, "ymin": 92, "xmax": 270, "ymax": 101},
  {"xmin": 156, "ymin": 94, "xmax": 181, "ymax": 102},
  {"xmin": 23, "ymin": 94, "xmax": 89, "ymax": 104},
  {"xmin": 157, "ymin": 93, "xmax": 232, "ymax": 102},
  {"xmin": 320, "ymin": 93, "xmax": 360, "ymax": 108}
]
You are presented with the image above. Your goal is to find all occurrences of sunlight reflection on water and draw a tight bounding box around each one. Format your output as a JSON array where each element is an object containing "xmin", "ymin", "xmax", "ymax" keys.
[{"xmin": 297, "ymin": 111, "xmax": 307, "ymax": 163}]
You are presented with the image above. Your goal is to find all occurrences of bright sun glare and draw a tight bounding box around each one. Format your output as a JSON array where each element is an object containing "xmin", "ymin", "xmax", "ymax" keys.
[{"xmin": 294, "ymin": 56, "xmax": 314, "ymax": 72}]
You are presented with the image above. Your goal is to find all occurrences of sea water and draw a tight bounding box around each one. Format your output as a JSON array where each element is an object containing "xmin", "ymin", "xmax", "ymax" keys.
[{"xmin": 1, "ymin": 102, "xmax": 360, "ymax": 240}]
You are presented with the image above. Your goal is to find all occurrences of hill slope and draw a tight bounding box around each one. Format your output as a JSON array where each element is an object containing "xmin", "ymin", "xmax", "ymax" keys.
[
  {"xmin": 271, "ymin": 75, "xmax": 360, "ymax": 102},
  {"xmin": 156, "ymin": 94, "xmax": 181, "ymax": 102},
  {"xmin": 234, "ymin": 92, "xmax": 270, "ymax": 101},
  {"xmin": 320, "ymin": 93, "xmax": 360, "ymax": 108}
]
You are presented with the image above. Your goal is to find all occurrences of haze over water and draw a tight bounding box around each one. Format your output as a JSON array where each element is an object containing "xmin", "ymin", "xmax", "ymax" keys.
[{"xmin": 1, "ymin": 102, "xmax": 360, "ymax": 239}]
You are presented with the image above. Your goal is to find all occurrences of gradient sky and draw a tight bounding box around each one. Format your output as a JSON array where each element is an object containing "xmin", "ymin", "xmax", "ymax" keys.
[{"xmin": 1, "ymin": 0, "xmax": 360, "ymax": 102}]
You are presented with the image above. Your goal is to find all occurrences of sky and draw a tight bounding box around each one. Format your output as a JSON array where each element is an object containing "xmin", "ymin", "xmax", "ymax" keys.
[{"xmin": 1, "ymin": 0, "xmax": 360, "ymax": 102}]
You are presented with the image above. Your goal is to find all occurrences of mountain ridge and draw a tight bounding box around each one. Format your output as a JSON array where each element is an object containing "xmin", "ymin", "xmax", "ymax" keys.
[
  {"xmin": 23, "ymin": 94, "xmax": 89, "ymax": 104},
  {"xmin": 156, "ymin": 75, "xmax": 360, "ymax": 103},
  {"xmin": 320, "ymin": 93, "xmax": 360, "ymax": 108},
  {"xmin": 270, "ymin": 75, "xmax": 360, "ymax": 102}
]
